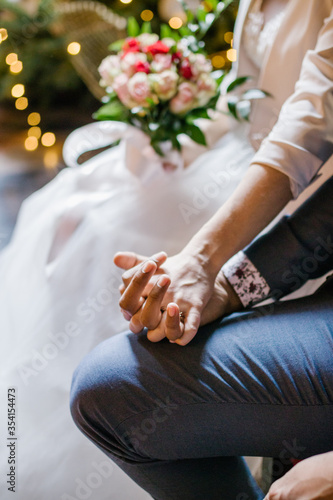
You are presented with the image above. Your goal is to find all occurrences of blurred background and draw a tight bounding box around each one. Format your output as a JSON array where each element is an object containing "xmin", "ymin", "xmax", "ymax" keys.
[{"xmin": 0, "ymin": 0, "xmax": 238, "ymax": 249}]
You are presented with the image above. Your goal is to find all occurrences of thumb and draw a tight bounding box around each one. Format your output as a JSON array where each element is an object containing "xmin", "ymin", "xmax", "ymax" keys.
[{"xmin": 114, "ymin": 251, "xmax": 168, "ymax": 271}]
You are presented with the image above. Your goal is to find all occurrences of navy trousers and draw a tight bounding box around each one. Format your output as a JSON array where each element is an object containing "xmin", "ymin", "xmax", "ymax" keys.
[{"xmin": 70, "ymin": 279, "xmax": 333, "ymax": 500}]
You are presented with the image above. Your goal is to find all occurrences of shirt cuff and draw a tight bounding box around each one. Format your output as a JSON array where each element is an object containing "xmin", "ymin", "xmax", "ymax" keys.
[{"xmin": 222, "ymin": 251, "xmax": 271, "ymax": 307}]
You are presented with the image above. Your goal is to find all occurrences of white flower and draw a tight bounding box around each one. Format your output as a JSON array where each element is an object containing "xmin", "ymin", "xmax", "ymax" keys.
[
  {"xmin": 149, "ymin": 70, "xmax": 179, "ymax": 100},
  {"xmin": 169, "ymin": 81, "xmax": 198, "ymax": 114},
  {"xmin": 137, "ymin": 33, "xmax": 159, "ymax": 48},
  {"xmin": 128, "ymin": 73, "xmax": 153, "ymax": 106},
  {"xmin": 98, "ymin": 55, "xmax": 121, "ymax": 86},
  {"xmin": 151, "ymin": 53, "xmax": 173, "ymax": 73}
]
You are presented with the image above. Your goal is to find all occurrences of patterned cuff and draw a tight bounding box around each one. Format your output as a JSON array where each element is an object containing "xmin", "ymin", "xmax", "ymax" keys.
[{"xmin": 222, "ymin": 251, "xmax": 271, "ymax": 307}]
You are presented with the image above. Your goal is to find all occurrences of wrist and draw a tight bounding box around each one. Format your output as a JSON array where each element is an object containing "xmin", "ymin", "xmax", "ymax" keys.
[{"xmin": 216, "ymin": 271, "xmax": 243, "ymax": 314}]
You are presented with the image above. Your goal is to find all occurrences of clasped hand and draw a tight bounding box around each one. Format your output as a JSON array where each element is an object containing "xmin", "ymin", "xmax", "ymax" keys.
[{"xmin": 114, "ymin": 250, "xmax": 238, "ymax": 346}]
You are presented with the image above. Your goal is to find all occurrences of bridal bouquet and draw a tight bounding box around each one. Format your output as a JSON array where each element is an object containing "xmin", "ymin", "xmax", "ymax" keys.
[{"xmin": 94, "ymin": 0, "xmax": 266, "ymax": 157}]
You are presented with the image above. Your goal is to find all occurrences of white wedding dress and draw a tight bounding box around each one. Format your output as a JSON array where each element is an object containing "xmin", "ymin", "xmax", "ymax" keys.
[{"xmin": 1, "ymin": 2, "xmax": 324, "ymax": 498}]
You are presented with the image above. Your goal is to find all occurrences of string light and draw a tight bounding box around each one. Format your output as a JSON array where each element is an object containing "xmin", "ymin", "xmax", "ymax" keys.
[
  {"xmin": 67, "ymin": 42, "xmax": 81, "ymax": 55},
  {"xmin": 120, "ymin": 0, "xmax": 133, "ymax": 3},
  {"xmin": 6, "ymin": 53, "xmax": 18, "ymax": 65},
  {"xmin": 24, "ymin": 136, "xmax": 38, "ymax": 151},
  {"xmin": 169, "ymin": 17, "xmax": 183, "ymax": 29},
  {"xmin": 224, "ymin": 31, "xmax": 234, "ymax": 44},
  {"xmin": 44, "ymin": 151, "xmax": 59, "ymax": 169},
  {"xmin": 28, "ymin": 126, "xmax": 42, "ymax": 139},
  {"xmin": 15, "ymin": 97, "xmax": 28, "ymax": 110},
  {"xmin": 211, "ymin": 54, "xmax": 225, "ymax": 69},
  {"xmin": 0, "ymin": 28, "xmax": 8, "ymax": 43},
  {"xmin": 11, "ymin": 84, "xmax": 25, "ymax": 98},
  {"xmin": 226, "ymin": 48, "xmax": 237, "ymax": 62},
  {"xmin": 41, "ymin": 132, "xmax": 56, "ymax": 147},
  {"xmin": 10, "ymin": 61, "xmax": 23, "ymax": 74},
  {"xmin": 27, "ymin": 112, "xmax": 41, "ymax": 126},
  {"xmin": 141, "ymin": 10, "xmax": 154, "ymax": 22}
]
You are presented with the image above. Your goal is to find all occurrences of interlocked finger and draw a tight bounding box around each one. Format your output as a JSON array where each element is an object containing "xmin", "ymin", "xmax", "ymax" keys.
[
  {"xmin": 119, "ymin": 260, "xmax": 157, "ymax": 316},
  {"xmin": 140, "ymin": 275, "xmax": 171, "ymax": 330}
]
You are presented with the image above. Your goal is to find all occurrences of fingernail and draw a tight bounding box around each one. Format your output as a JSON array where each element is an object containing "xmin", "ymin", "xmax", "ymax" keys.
[
  {"xmin": 121, "ymin": 309, "xmax": 132, "ymax": 321},
  {"xmin": 157, "ymin": 276, "xmax": 169, "ymax": 288},
  {"xmin": 168, "ymin": 305, "xmax": 176, "ymax": 317},
  {"xmin": 142, "ymin": 261, "xmax": 154, "ymax": 273},
  {"xmin": 153, "ymin": 251, "xmax": 167, "ymax": 261},
  {"xmin": 169, "ymin": 340, "xmax": 176, "ymax": 343}
]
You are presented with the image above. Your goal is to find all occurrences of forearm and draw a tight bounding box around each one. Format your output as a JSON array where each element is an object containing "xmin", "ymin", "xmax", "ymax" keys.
[{"xmin": 182, "ymin": 163, "xmax": 292, "ymax": 277}]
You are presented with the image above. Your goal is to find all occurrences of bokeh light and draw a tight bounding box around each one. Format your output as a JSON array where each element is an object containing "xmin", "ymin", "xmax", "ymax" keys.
[
  {"xmin": 24, "ymin": 136, "xmax": 38, "ymax": 151},
  {"xmin": 28, "ymin": 126, "xmax": 42, "ymax": 139},
  {"xmin": 6, "ymin": 53, "xmax": 18, "ymax": 65},
  {"xmin": 67, "ymin": 42, "xmax": 81, "ymax": 55},
  {"xmin": 224, "ymin": 31, "xmax": 234, "ymax": 44},
  {"xmin": 44, "ymin": 151, "xmax": 59, "ymax": 169},
  {"xmin": 141, "ymin": 10, "xmax": 154, "ymax": 22},
  {"xmin": 226, "ymin": 48, "xmax": 237, "ymax": 62},
  {"xmin": 11, "ymin": 84, "xmax": 25, "ymax": 98},
  {"xmin": 28, "ymin": 112, "xmax": 41, "ymax": 126},
  {"xmin": 169, "ymin": 17, "xmax": 183, "ymax": 29},
  {"xmin": 211, "ymin": 54, "xmax": 225, "ymax": 69},
  {"xmin": 10, "ymin": 61, "xmax": 23, "ymax": 74},
  {"xmin": 41, "ymin": 132, "xmax": 56, "ymax": 147},
  {"xmin": 15, "ymin": 97, "xmax": 28, "ymax": 110}
]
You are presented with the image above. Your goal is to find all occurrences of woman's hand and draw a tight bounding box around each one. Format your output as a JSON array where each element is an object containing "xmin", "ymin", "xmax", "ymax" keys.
[
  {"xmin": 115, "ymin": 251, "xmax": 242, "ymax": 345},
  {"xmin": 265, "ymin": 452, "xmax": 333, "ymax": 500}
]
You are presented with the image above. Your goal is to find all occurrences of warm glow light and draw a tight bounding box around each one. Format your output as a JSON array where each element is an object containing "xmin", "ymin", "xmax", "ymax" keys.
[
  {"xmin": 6, "ymin": 53, "xmax": 18, "ymax": 65},
  {"xmin": 44, "ymin": 151, "xmax": 59, "ymax": 169},
  {"xmin": 15, "ymin": 97, "xmax": 28, "ymax": 110},
  {"xmin": 41, "ymin": 132, "xmax": 56, "ymax": 147},
  {"xmin": 141, "ymin": 9, "xmax": 154, "ymax": 21},
  {"xmin": 28, "ymin": 112, "xmax": 41, "ymax": 126},
  {"xmin": 25, "ymin": 136, "xmax": 38, "ymax": 151},
  {"xmin": 226, "ymin": 48, "xmax": 237, "ymax": 62},
  {"xmin": 67, "ymin": 42, "xmax": 81, "ymax": 55},
  {"xmin": 10, "ymin": 61, "xmax": 23, "ymax": 74},
  {"xmin": 11, "ymin": 84, "xmax": 25, "ymax": 98},
  {"xmin": 120, "ymin": 0, "xmax": 133, "ymax": 3},
  {"xmin": 0, "ymin": 28, "xmax": 8, "ymax": 42},
  {"xmin": 224, "ymin": 31, "xmax": 234, "ymax": 44},
  {"xmin": 28, "ymin": 126, "xmax": 42, "ymax": 139},
  {"xmin": 212, "ymin": 54, "xmax": 225, "ymax": 69},
  {"xmin": 169, "ymin": 16, "xmax": 183, "ymax": 29}
]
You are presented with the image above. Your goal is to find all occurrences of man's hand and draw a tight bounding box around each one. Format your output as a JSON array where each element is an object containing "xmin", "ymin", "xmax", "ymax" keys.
[
  {"xmin": 265, "ymin": 452, "xmax": 333, "ymax": 500},
  {"xmin": 115, "ymin": 251, "xmax": 242, "ymax": 345}
]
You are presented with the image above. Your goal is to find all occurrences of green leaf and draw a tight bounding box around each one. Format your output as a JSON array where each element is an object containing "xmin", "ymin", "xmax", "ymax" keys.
[
  {"xmin": 108, "ymin": 39, "xmax": 125, "ymax": 52},
  {"xmin": 141, "ymin": 21, "xmax": 152, "ymax": 34},
  {"xmin": 227, "ymin": 96, "xmax": 238, "ymax": 120},
  {"xmin": 127, "ymin": 17, "xmax": 140, "ymax": 37},
  {"xmin": 160, "ymin": 23, "xmax": 180, "ymax": 40},
  {"xmin": 226, "ymin": 76, "xmax": 251, "ymax": 93},
  {"xmin": 242, "ymin": 88, "xmax": 271, "ymax": 100},
  {"xmin": 196, "ymin": 6, "xmax": 207, "ymax": 22},
  {"xmin": 186, "ymin": 108, "xmax": 210, "ymax": 123},
  {"xmin": 179, "ymin": 26, "xmax": 192, "ymax": 37},
  {"xmin": 183, "ymin": 123, "xmax": 207, "ymax": 145},
  {"xmin": 236, "ymin": 100, "xmax": 251, "ymax": 121},
  {"xmin": 94, "ymin": 101, "xmax": 127, "ymax": 121}
]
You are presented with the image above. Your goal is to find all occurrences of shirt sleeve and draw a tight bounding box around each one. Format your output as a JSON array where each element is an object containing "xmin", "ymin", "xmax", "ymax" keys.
[
  {"xmin": 251, "ymin": 8, "xmax": 333, "ymax": 198},
  {"xmin": 223, "ymin": 176, "xmax": 333, "ymax": 305}
]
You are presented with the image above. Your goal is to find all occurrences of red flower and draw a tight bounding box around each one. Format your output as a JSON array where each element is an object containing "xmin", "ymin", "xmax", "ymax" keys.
[
  {"xmin": 135, "ymin": 61, "xmax": 150, "ymax": 74},
  {"xmin": 179, "ymin": 59, "xmax": 194, "ymax": 79},
  {"xmin": 145, "ymin": 41, "xmax": 170, "ymax": 56},
  {"xmin": 122, "ymin": 37, "xmax": 141, "ymax": 54},
  {"xmin": 172, "ymin": 51, "xmax": 182, "ymax": 63}
]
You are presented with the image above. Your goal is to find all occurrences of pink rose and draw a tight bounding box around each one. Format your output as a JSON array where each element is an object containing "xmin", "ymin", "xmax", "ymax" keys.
[
  {"xmin": 98, "ymin": 55, "xmax": 121, "ymax": 87},
  {"xmin": 128, "ymin": 73, "xmax": 153, "ymax": 106},
  {"xmin": 151, "ymin": 53, "xmax": 173, "ymax": 73},
  {"xmin": 113, "ymin": 74, "xmax": 137, "ymax": 109},
  {"xmin": 149, "ymin": 70, "xmax": 178, "ymax": 100},
  {"xmin": 121, "ymin": 52, "xmax": 148, "ymax": 78},
  {"xmin": 169, "ymin": 82, "xmax": 197, "ymax": 114}
]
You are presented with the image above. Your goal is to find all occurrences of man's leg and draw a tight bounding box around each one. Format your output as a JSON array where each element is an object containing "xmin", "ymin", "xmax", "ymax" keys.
[{"xmin": 70, "ymin": 282, "xmax": 333, "ymax": 500}]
